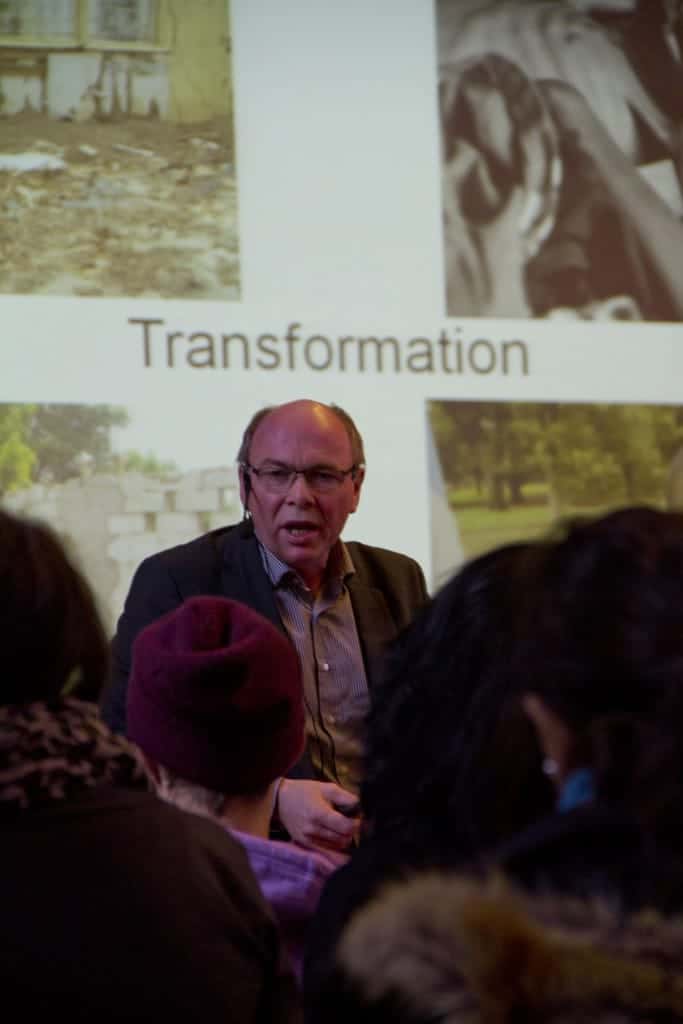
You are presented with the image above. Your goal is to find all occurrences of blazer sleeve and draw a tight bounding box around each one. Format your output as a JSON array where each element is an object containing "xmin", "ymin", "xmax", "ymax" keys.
[
  {"xmin": 101, "ymin": 524, "xmax": 274, "ymax": 734},
  {"xmin": 101, "ymin": 553, "xmax": 187, "ymax": 734}
]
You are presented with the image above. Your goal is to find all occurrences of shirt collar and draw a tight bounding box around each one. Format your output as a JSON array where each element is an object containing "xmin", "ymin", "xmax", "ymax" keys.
[{"xmin": 257, "ymin": 538, "xmax": 355, "ymax": 590}]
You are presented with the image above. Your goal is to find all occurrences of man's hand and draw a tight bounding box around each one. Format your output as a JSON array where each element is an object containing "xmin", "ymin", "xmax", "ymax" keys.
[{"xmin": 276, "ymin": 778, "xmax": 360, "ymax": 853}]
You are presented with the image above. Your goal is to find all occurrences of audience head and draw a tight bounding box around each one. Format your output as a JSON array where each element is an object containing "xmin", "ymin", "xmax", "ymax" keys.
[
  {"xmin": 515, "ymin": 506, "xmax": 683, "ymax": 819},
  {"xmin": 309, "ymin": 507, "xmax": 683, "ymax": 1024},
  {"xmin": 362, "ymin": 505, "xmax": 683, "ymax": 866},
  {"xmin": 0, "ymin": 508, "xmax": 108, "ymax": 705},
  {"xmin": 362, "ymin": 542, "xmax": 553, "ymax": 865},
  {"xmin": 127, "ymin": 596, "xmax": 305, "ymax": 803}
]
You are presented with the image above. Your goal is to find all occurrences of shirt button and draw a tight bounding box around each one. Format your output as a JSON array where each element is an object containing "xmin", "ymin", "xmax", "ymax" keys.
[{"xmin": 321, "ymin": 662, "xmax": 330, "ymax": 671}]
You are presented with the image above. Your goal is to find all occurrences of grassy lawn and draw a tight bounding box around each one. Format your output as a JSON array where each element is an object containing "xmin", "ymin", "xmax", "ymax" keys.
[
  {"xmin": 450, "ymin": 487, "xmax": 618, "ymax": 559},
  {"xmin": 454, "ymin": 502, "xmax": 557, "ymax": 558}
]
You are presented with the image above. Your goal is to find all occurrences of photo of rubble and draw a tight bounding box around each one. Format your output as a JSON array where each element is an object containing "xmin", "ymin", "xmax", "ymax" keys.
[{"xmin": 0, "ymin": 0, "xmax": 238, "ymax": 299}]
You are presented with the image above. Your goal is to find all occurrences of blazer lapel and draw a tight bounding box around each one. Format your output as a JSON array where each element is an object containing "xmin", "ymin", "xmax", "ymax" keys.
[
  {"xmin": 219, "ymin": 522, "xmax": 286, "ymax": 635},
  {"xmin": 347, "ymin": 573, "xmax": 396, "ymax": 690}
]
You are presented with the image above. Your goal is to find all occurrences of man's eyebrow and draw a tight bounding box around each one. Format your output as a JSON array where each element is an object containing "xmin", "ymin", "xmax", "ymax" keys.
[{"xmin": 258, "ymin": 460, "xmax": 342, "ymax": 471}]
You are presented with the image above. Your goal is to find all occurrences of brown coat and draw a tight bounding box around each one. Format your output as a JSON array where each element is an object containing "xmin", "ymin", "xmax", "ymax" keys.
[{"xmin": 317, "ymin": 873, "xmax": 683, "ymax": 1024}]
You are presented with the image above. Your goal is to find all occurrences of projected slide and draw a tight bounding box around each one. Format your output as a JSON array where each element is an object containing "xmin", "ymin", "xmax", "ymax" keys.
[
  {"xmin": 428, "ymin": 398, "xmax": 683, "ymax": 561},
  {"xmin": 0, "ymin": 1, "xmax": 237, "ymax": 300},
  {"xmin": 2, "ymin": 0, "xmax": 683, "ymax": 609},
  {"xmin": 437, "ymin": 0, "xmax": 683, "ymax": 321}
]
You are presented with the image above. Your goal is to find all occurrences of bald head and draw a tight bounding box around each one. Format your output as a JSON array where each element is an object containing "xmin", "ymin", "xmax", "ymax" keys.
[{"xmin": 237, "ymin": 400, "xmax": 365, "ymax": 468}]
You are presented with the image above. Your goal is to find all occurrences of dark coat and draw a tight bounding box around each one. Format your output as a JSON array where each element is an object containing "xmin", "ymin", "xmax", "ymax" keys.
[
  {"xmin": 3, "ymin": 788, "xmax": 300, "ymax": 1023},
  {"xmin": 308, "ymin": 872, "xmax": 683, "ymax": 1024},
  {"xmin": 303, "ymin": 805, "xmax": 683, "ymax": 1018},
  {"xmin": 101, "ymin": 520, "xmax": 428, "ymax": 747},
  {"xmin": 0, "ymin": 698, "xmax": 300, "ymax": 1023},
  {"xmin": 494, "ymin": 803, "xmax": 683, "ymax": 913}
]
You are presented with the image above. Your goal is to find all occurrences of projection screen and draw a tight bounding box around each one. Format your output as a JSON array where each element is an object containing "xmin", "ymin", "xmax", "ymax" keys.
[{"xmin": 1, "ymin": 0, "xmax": 683, "ymax": 628}]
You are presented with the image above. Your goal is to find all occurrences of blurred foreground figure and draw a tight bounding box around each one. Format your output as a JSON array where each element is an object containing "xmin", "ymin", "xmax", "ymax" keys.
[
  {"xmin": 319, "ymin": 873, "xmax": 683, "ymax": 1024},
  {"xmin": 304, "ymin": 542, "xmax": 552, "ymax": 1009},
  {"xmin": 0, "ymin": 509, "xmax": 299, "ymax": 1023},
  {"xmin": 309, "ymin": 507, "xmax": 683, "ymax": 1023},
  {"xmin": 496, "ymin": 506, "xmax": 683, "ymax": 906}
]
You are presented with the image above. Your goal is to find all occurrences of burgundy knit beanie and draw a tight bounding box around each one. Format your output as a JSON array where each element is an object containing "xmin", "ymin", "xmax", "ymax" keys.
[{"xmin": 127, "ymin": 596, "xmax": 304, "ymax": 794}]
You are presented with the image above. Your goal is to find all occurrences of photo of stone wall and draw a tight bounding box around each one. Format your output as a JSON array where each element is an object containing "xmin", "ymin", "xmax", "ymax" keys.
[{"xmin": 0, "ymin": 400, "xmax": 240, "ymax": 630}]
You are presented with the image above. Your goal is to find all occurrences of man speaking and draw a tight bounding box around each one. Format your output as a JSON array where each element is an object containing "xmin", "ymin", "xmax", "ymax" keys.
[{"xmin": 102, "ymin": 399, "xmax": 427, "ymax": 850}]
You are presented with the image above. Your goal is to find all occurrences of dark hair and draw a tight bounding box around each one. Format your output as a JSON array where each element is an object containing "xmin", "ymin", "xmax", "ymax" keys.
[
  {"xmin": 0, "ymin": 509, "xmax": 109, "ymax": 705},
  {"xmin": 516, "ymin": 506, "xmax": 683, "ymax": 823},
  {"xmin": 236, "ymin": 406, "xmax": 274, "ymax": 466},
  {"xmin": 362, "ymin": 542, "xmax": 553, "ymax": 867},
  {"xmin": 236, "ymin": 401, "xmax": 366, "ymax": 467}
]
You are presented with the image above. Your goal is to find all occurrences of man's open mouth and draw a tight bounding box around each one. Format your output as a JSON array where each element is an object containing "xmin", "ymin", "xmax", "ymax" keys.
[{"xmin": 284, "ymin": 523, "xmax": 319, "ymax": 538}]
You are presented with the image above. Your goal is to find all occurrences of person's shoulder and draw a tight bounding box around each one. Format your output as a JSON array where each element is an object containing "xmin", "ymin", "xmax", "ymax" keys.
[
  {"xmin": 141, "ymin": 521, "xmax": 245, "ymax": 570},
  {"xmin": 345, "ymin": 542, "xmax": 428, "ymax": 618},
  {"xmin": 104, "ymin": 787, "xmax": 266, "ymax": 897},
  {"xmin": 132, "ymin": 522, "xmax": 259, "ymax": 592},
  {"xmin": 346, "ymin": 540, "xmax": 422, "ymax": 573},
  {"xmin": 345, "ymin": 541, "xmax": 427, "ymax": 599}
]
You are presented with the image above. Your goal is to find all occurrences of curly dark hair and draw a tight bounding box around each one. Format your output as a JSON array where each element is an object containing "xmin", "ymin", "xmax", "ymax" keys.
[
  {"xmin": 362, "ymin": 506, "xmax": 683, "ymax": 866},
  {"xmin": 0, "ymin": 509, "xmax": 109, "ymax": 705},
  {"xmin": 516, "ymin": 506, "xmax": 683, "ymax": 830},
  {"xmin": 361, "ymin": 541, "xmax": 554, "ymax": 866},
  {"xmin": 305, "ymin": 510, "xmax": 683, "ymax": 1011}
]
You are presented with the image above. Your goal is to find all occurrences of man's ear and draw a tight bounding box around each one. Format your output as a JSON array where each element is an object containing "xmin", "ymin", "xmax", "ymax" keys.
[
  {"xmin": 521, "ymin": 693, "xmax": 575, "ymax": 787},
  {"xmin": 350, "ymin": 466, "xmax": 365, "ymax": 513}
]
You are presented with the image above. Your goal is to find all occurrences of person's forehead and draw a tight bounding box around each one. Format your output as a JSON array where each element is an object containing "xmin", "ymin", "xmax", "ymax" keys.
[{"xmin": 251, "ymin": 406, "xmax": 352, "ymax": 459}]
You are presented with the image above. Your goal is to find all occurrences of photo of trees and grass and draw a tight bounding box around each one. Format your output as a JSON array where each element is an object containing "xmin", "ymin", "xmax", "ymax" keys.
[
  {"xmin": 429, "ymin": 399, "xmax": 683, "ymax": 559},
  {"xmin": 0, "ymin": 403, "xmax": 174, "ymax": 493}
]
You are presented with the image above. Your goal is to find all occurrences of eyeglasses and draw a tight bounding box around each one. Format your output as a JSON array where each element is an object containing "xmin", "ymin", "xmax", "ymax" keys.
[{"xmin": 242, "ymin": 462, "xmax": 362, "ymax": 495}]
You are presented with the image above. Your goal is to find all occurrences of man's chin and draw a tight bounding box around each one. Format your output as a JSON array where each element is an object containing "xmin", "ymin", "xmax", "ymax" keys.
[
  {"xmin": 285, "ymin": 549, "xmax": 324, "ymax": 573},
  {"xmin": 281, "ymin": 543, "xmax": 328, "ymax": 581}
]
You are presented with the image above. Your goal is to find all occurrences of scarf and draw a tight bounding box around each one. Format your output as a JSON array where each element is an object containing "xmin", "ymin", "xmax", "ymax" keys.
[{"xmin": 0, "ymin": 697, "xmax": 148, "ymax": 818}]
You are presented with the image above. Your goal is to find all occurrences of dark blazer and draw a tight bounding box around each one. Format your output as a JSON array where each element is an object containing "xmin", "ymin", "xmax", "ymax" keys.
[{"xmin": 102, "ymin": 521, "xmax": 428, "ymax": 758}]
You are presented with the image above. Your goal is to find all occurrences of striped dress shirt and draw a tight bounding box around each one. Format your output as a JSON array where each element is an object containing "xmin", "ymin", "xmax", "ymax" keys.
[{"xmin": 258, "ymin": 540, "xmax": 369, "ymax": 794}]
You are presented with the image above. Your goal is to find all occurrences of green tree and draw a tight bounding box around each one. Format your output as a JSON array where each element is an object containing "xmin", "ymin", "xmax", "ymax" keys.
[
  {"xmin": 117, "ymin": 450, "xmax": 177, "ymax": 476},
  {"xmin": 431, "ymin": 400, "xmax": 683, "ymax": 515},
  {"xmin": 431, "ymin": 400, "xmax": 546, "ymax": 509},
  {"xmin": 430, "ymin": 400, "xmax": 490, "ymax": 492},
  {"xmin": 0, "ymin": 406, "xmax": 35, "ymax": 494},
  {"xmin": 0, "ymin": 435, "xmax": 35, "ymax": 494},
  {"xmin": 26, "ymin": 404, "xmax": 129, "ymax": 481}
]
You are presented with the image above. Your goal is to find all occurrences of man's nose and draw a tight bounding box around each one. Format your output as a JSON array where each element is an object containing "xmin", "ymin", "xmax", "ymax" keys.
[{"xmin": 286, "ymin": 471, "xmax": 315, "ymax": 501}]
